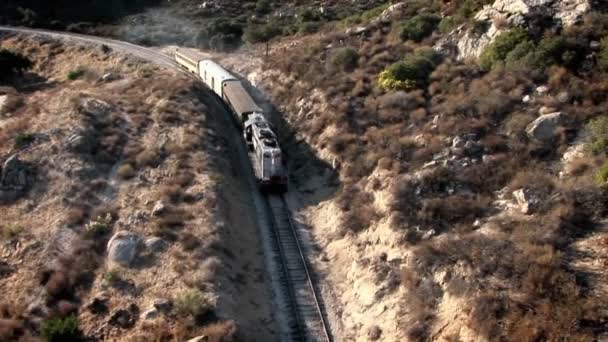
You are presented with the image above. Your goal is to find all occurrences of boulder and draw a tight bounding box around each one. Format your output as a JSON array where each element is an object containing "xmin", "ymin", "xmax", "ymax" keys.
[
  {"xmin": 145, "ymin": 237, "xmax": 167, "ymax": 253},
  {"xmin": 1, "ymin": 155, "xmax": 31, "ymax": 190},
  {"xmin": 153, "ymin": 298, "xmax": 172, "ymax": 312},
  {"xmin": 526, "ymin": 112, "xmax": 566, "ymax": 141},
  {"xmin": 512, "ymin": 188, "xmax": 540, "ymax": 214},
  {"xmin": 140, "ymin": 308, "xmax": 159, "ymax": 320},
  {"xmin": 107, "ymin": 231, "xmax": 143, "ymax": 267},
  {"xmin": 101, "ymin": 73, "xmax": 119, "ymax": 83},
  {"xmin": 65, "ymin": 132, "xmax": 96, "ymax": 154},
  {"xmin": 187, "ymin": 337, "xmax": 209, "ymax": 342},
  {"xmin": 151, "ymin": 201, "xmax": 166, "ymax": 216}
]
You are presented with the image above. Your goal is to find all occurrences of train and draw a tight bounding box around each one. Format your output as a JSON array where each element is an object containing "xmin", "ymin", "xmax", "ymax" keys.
[{"xmin": 174, "ymin": 49, "xmax": 288, "ymax": 192}]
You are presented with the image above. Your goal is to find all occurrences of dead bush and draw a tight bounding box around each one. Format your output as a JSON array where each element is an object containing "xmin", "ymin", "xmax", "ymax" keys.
[
  {"xmin": 198, "ymin": 320, "xmax": 238, "ymax": 342},
  {"xmin": 179, "ymin": 232, "xmax": 202, "ymax": 251},
  {"xmin": 419, "ymin": 195, "xmax": 490, "ymax": 228},
  {"xmin": 135, "ymin": 149, "xmax": 162, "ymax": 168},
  {"xmin": 117, "ymin": 163, "xmax": 135, "ymax": 180}
]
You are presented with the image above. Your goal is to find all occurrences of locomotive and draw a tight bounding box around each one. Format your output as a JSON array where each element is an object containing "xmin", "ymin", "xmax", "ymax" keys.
[{"xmin": 174, "ymin": 49, "xmax": 288, "ymax": 192}]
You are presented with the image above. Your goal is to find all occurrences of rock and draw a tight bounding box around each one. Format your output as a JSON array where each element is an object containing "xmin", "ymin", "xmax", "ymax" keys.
[
  {"xmin": 153, "ymin": 298, "xmax": 172, "ymax": 312},
  {"xmin": 590, "ymin": 41, "xmax": 601, "ymax": 50},
  {"xmin": 452, "ymin": 136, "xmax": 465, "ymax": 149},
  {"xmin": 536, "ymin": 85, "xmax": 549, "ymax": 94},
  {"xmin": 522, "ymin": 95, "xmax": 531, "ymax": 103},
  {"xmin": 539, "ymin": 106, "xmax": 557, "ymax": 115},
  {"xmin": 145, "ymin": 237, "xmax": 167, "ymax": 253},
  {"xmin": 187, "ymin": 336, "xmax": 210, "ymax": 342},
  {"xmin": 107, "ymin": 231, "xmax": 143, "ymax": 267},
  {"xmin": 368, "ymin": 325, "xmax": 383, "ymax": 341},
  {"xmin": 151, "ymin": 201, "xmax": 166, "ymax": 216},
  {"xmin": 140, "ymin": 308, "xmax": 159, "ymax": 320},
  {"xmin": 101, "ymin": 73, "xmax": 119, "ymax": 82},
  {"xmin": 556, "ymin": 91, "xmax": 570, "ymax": 103},
  {"xmin": 464, "ymin": 140, "xmax": 484, "ymax": 157},
  {"xmin": 376, "ymin": 2, "xmax": 407, "ymax": 22},
  {"xmin": 346, "ymin": 26, "xmax": 368, "ymax": 35},
  {"xmin": 512, "ymin": 188, "xmax": 540, "ymax": 214},
  {"xmin": 65, "ymin": 132, "xmax": 96, "ymax": 154},
  {"xmin": 526, "ymin": 112, "xmax": 566, "ymax": 141},
  {"xmin": 109, "ymin": 304, "xmax": 139, "ymax": 329}
]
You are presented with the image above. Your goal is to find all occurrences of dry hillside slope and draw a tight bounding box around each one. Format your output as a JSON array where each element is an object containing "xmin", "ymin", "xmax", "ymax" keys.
[{"xmin": 0, "ymin": 33, "xmax": 277, "ymax": 341}]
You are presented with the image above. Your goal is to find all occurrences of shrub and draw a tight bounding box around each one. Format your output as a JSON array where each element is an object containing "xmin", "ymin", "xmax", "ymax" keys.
[
  {"xmin": 596, "ymin": 161, "xmax": 608, "ymax": 187},
  {"xmin": 587, "ymin": 116, "xmax": 608, "ymax": 155},
  {"xmin": 197, "ymin": 19, "xmax": 243, "ymax": 52},
  {"xmin": 85, "ymin": 213, "xmax": 113, "ymax": 237},
  {"xmin": 0, "ymin": 49, "xmax": 32, "ymax": 79},
  {"xmin": 67, "ymin": 69, "xmax": 85, "ymax": 81},
  {"xmin": 600, "ymin": 37, "xmax": 608, "ymax": 70},
  {"xmin": 400, "ymin": 14, "xmax": 440, "ymax": 42},
  {"xmin": 255, "ymin": 0, "xmax": 272, "ymax": 15},
  {"xmin": 243, "ymin": 23, "xmax": 282, "ymax": 44},
  {"xmin": 103, "ymin": 268, "xmax": 122, "ymax": 286},
  {"xmin": 1, "ymin": 224, "xmax": 23, "ymax": 240},
  {"xmin": 41, "ymin": 315, "xmax": 82, "ymax": 342},
  {"xmin": 329, "ymin": 47, "xmax": 359, "ymax": 72},
  {"xmin": 299, "ymin": 8, "xmax": 321, "ymax": 22},
  {"xmin": 479, "ymin": 28, "xmax": 530, "ymax": 70},
  {"xmin": 14, "ymin": 132, "xmax": 34, "ymax": 148},
  {"xmin": 174, "ymin": 288, "xmax": 216, "ymax": 318},
  {"xmin": 378, "ymin": 49, "xmax": 441, "ymax": 91}
]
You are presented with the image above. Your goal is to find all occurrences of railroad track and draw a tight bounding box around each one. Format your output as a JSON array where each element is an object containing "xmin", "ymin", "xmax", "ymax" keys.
[{"xmin": 266, "ymin": 194, "xmax": 332, "ymax": 342}]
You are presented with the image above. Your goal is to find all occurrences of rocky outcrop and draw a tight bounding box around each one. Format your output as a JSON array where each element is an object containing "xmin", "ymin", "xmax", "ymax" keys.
[
  {"xmin": 526, "ymin": 112, "xmax": 567, "ymax": 141},
  {"xmin": 512, "ymin": 188, "xmax": 540, "ymax": 214},
  {"xmin": 107, "ymin": 231, "xmax": 143, "ymax": 267},
  {"xmin": 435, "ymin": 0, "xmax": 592, "ymax": 60}
]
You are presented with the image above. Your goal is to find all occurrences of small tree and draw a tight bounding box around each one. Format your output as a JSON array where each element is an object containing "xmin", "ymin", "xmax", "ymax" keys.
[{"xmin": 0, "ymin": 49, "xmax": 33, "ymax": 79}]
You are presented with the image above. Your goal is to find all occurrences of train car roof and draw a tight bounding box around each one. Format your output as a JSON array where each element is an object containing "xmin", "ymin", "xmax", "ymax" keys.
[
  {"xmin": 223, "ymin": 81, "xmax": 263, "ymax": 115},
  {"xmin": 175, "ymin": 49, "xmax": 207, "ymax": 64},
  {"xmin": 200, "ymin": 60, "xmax": 237, "ymax": 82}
]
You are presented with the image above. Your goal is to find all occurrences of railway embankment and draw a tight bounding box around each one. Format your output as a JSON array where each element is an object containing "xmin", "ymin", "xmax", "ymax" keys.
[{"xmin": 0, "ymin": 33, "xmax": 278, "ymax": 341}]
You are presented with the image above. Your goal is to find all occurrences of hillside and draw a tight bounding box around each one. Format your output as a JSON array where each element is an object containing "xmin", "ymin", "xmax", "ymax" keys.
[
  {"xmin": 2, "ymin": 0, "xmax": 608, "ymax": 341},
  {"xmin": 0, "ymin": 34, "xmax": 277, "ymax": 341},
  {"xmin": 219, "ymin": 0, "xmax": 608, "ymax": 341}
]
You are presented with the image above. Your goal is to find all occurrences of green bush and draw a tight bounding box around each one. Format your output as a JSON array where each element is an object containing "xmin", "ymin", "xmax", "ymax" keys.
[
  {"xmin": 329, "ymin": 47, "xmax": 359, "ymax": 72},
  {"xmin": 0, "ymin": 49, "xmax": 32, "ymax": 79},
  {"xmin": 298, "ymin": 21, "xmax": 320, "ymax": 34},
  {"xmin": 400, "ymin": 14, "xmax": 440, "ymax": 42},
  {"xmin": 14, "ymin": 132, "xmax": 34, "ymax": 148},
  {"xmin": 255, "ymin": 0, "xmax": 272, "ymax": 15},
  {"xmin": 600, "ymin": 37, "xmax": 608, "ymax": 70},
  {"xmin": 479, "ymin": 28, "xmax": 530, "ymax": 70},
  {"xmin": 378, "ymin": 49, "xmax": 441, "ymax": 91},
  {"xmin": 67, "ymin": 69, "xmax": 85, "ymax": 80},
  {"xmin": 41, "ymin": 315, "xmax": 82, "ymax": 342},
  {"xmin": 243, "ymin": 23, "xmax": 282, "ymax": 43},
  {"xmin": 174, "ymin": 288, "xmax": 216, "ymax": 318},
  {"xmin": 299, "ymin": 8, "xmax": 321, "ymax": 22},
  {"xmin": 596, "ymin": 161, "xmax": 608, "ymax": 187},
  {"xmin": 587, "ymin": 116, "xmax": 608, "ymax": 155}
]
